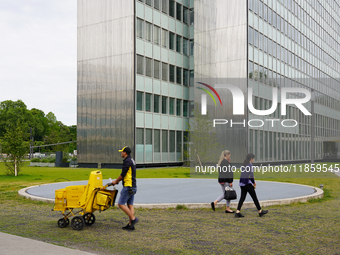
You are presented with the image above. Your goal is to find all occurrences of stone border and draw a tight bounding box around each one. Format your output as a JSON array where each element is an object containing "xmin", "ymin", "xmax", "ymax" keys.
[{"xmin": 18, "ymin": 180, "xmax": 323, "ymax": 209}]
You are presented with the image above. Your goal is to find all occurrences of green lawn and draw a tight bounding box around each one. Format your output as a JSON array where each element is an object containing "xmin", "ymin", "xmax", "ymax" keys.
[{"xmin": 0, "ymin": 162, "xmax": 340, "ymax": 254}]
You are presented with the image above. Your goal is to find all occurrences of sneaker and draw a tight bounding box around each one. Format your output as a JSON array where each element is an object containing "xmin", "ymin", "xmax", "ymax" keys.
[
  {"xmin": 130, "ymin": 217, "xmax": 139, "ymax": 227},
  {"xmin": 211, "ymin": 202, "xmax": 215, "ymax": 211},
  {"xmin": 225, "ymin": 210, "xmax": 235, "ymax": 213},
  {"xmin": 122, "ymin": 224, "xmax": 135, "ymax": 231},
  {"xmin": 235, "ymin": 212, "xmax": 244, "ymax": 218},
  {"xmin": 259, "ymin": 210, "xmax": 268, "ymax": 217}
]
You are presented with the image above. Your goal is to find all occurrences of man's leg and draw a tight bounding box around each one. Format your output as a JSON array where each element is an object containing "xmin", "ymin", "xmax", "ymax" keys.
[
  {"xmin": 128, "ymin": 204, "xmax": 135, "ymax": 223},
  {"xmin": 118, "ymin": 204, "xmax": 135, "ymax": 221}
]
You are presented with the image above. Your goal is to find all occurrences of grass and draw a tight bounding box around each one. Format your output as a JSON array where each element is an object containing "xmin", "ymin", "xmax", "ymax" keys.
[{"xmin": 0, "ymin": 162, "xmax": 340, "ymax": 254}]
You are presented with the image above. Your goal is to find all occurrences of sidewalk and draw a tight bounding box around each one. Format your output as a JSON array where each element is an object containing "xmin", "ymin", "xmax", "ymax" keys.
[{"xmin": 0, "ymin": 232, "xmax": 96, "ymax": 255}]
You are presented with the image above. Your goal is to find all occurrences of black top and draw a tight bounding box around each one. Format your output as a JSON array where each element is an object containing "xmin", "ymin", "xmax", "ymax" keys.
[
  {"xmin": 218, "ymin": 159, "xmax": 234, "ymax": 183},
  {"xmin": 120, "ymin": 155, "xmax": 137, "ymax": 187}
]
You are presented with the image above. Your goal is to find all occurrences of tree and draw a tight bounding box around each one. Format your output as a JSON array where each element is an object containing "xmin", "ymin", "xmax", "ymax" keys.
[
  {"xmin": 2, "ymin": 124, "xmax": 29, "ymax": 176},
  {"xmin": 183, "ymin": 104, "xmax": 221, "ymax": 167}
]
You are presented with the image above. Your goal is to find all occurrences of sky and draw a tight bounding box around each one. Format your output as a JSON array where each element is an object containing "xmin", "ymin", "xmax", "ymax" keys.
[{"xmin": 0, "ymin": 1, "xmax": 77, "ymax": 126}]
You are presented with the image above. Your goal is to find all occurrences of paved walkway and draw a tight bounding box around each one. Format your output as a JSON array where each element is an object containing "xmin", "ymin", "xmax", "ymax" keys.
[
  {"xmin": 23, "ymin": 178, "xmax": 320, "ymax": 208},
  {"xmin": 0, "ymin": 232, "xmax": 96, "ymax": 255}
]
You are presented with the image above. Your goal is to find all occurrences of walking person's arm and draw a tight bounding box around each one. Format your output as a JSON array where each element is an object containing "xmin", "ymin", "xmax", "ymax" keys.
[{"xmin": 112, "ymin": 160, "xmax": 129, "ymax": 185}]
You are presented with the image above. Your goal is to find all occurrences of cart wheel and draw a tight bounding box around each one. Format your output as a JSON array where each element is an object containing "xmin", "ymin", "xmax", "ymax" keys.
[
  {"xmin": 83, "ymin": 213, "xmax": 96, "ymax": 226},
  {"xmin": 57, "ymin": 218, "xmax": 69, "ymax": 228},
  {"xmin": 71, "ymin": 216, "xmax": 85, "ymax": 230}
]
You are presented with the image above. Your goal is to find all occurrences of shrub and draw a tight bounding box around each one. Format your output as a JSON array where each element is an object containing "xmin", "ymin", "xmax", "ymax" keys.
[
  {"xmin": 30, "ymin": 158, "xmax": 41, "ymax": 162},
  {"xmin": 41, "ymin": 158, "xmax": 50, "ymax": 163},
  {"xmin": 61, "ymin": 157, "xmax": 69, "ymax": 163},
  {"xmin": 48, "ymin": 157, "xmax": 55, "ymax": 163}
]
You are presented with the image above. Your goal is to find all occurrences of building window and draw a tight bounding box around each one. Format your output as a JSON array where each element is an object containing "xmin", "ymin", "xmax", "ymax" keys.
[
  {"xmin": 248, "ymin": 27, "xmax": 253, "ymax": 45},
  {"xmin": 169, "ymin": 98, "xmax": 175, "ymax": 115},
  {"xmin": 146, "ymin": 129, "xmax": 152, "ymax": 145},
  {"xmin": 176, "ymin": 67, "xmax": 182, "ymax": 84},
  {"xmin": 162, "ymin": 130, "xmax": 168, "ymax": 152},
  {"xmin": 170, "ymin": 131, "xmax": 175, "ymax": 152},
  {"xmin": 154, "ymin": 26, "xmax": 161, "ymax": 45},
  {"xmin": 169, "ymin": 0, "xmax": 175, "ymax": 18},
  {"xmin": 176, "ymin": 99, "xmax": 182, "ymax": 116},
  {"xmin": 169, "ymin": 32, "xmax": 175, "ymax": 50},
  {"xmin": 154, "ymin": 95, "xmax": 160, "ymax": 113},
  {"xmin": 189, "ymin": 70, "xmax": 194, "ymax": 86},
  {"xmin": 154, "ymin": 129, "xmax": 160, "ymax": 152},
  {"xmin": 137, "ymin": 18, "xmax": 143, "ymax": 39},
  {"xmin": 182, "ymin": 69, "xmax": 189, "ymax": 86},
  {"xmin": 145, "ymin": 22, "xmax": 153, "ymax": 42},
  {"xmin": 137, "ymin": 128, "xmax": 144, "ymax": 145},
  {"xmin": 162, "ymin": 29, "xmax": 168, "ymax": 48},
  {"xmin": 154, "ymin": 0, "xmax": 160, "ymax": 10},
  {"xmin": 169, "ymin": 65, "xmax": 175, "ymax": 83},
  {"xmin": 189, "ymin": 101, "xmax": 194, "ymax": 117},
  {"xmin": 189, "ymin": 8, "xmax": 194, "ymax": 25},
  {"xmin": 176, "ymin": 35, "xmax": 182, "ymax": 53},
  {"xmin": 183, "ymin": 7, "xmax": 189, "ymax": 24},
  {"xmin": 183, "ymin": 100, "xmax": 188, "ymax": 117},
  {"xmin": 154, "ymin": 60, "xmax": 160, "ymax": 79},
  {"xmin": 146, "ymin": 0, "xmax": 152, "ymax": 6},
  {"xmin": 162, "ymin": 96, "xmax": 168, "ymax": 114},
  {"xmin": 162, "ymin": 63, "xmax": 168, "ymax": 81},
  {"xmin": 145, "ymin": 57, "xmax": 152, "ymax": 77},
  {"xmin": 162, "ymin": 0, "xmax": 168, "ymax": 14},
  {"xmin": 137, "ymin": 55, "xmax": 144, "ymax": 75},
  {"xmin": 176, "ymin": 131, "xmax": 182, "ymax": 153},
  {"xmin": 183, "ymin": 38, "xmax": 188, "ymax": 55},
  {"xmin": 145, "ymin": 93, "xmax": 152, "ymax": 112},
  {"xmin": 189, "ymin": 39, "xmax": 194, "ymax": 56},
  {"xmin": 176, "ymin": 3, "xmax": 182, "ymax": 21},
  {"xmin": 137, "ymin": 92, "xmax": 144, "ymax": 111}
]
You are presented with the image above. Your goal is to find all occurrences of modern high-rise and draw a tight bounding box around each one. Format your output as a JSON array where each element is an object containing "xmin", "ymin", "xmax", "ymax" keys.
[{"xmin": 77, "ymin": 0, "xmax": 340, "ymax": 167}]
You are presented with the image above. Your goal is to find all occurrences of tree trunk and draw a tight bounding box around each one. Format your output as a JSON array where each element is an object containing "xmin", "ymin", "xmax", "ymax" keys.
[{"xmin": 14, "ymin": 158, "xmax": 17, "ymax": 176}]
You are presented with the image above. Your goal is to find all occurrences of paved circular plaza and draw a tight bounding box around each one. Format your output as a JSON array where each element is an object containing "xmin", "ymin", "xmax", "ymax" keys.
[{"xmin": 20, "ymin": 178, "xmax": 323, "ymax": 209}]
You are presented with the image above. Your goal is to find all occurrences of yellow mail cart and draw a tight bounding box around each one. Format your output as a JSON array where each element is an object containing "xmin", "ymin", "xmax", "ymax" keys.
[{"xmin": 53, "ymin": 170, "xmax": 118, "ymax": 230}]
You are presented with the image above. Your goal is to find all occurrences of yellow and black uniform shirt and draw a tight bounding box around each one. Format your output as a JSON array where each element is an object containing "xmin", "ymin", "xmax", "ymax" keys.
[{"xmin": 120, "ymin": 155, "xmax": 136, "ymax": 187}]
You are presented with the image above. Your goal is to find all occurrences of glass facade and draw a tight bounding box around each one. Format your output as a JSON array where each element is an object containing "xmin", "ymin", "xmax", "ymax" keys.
[
  {"xmin": 78, "ymin": 0, "xmax": 340, "ymax": 165},
  {"xmin": 135, "ymin": 0, "xmax": 194, "ymax": 163},
  {"xmin": 77, "ymin": 0, "xmax": 135, "ymax": 165},
  {"xmin": 248, "ymin": 0, "xmax": 340, "ymax": 162}
]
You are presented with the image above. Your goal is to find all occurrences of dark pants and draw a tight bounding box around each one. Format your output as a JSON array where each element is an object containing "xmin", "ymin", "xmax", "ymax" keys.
[{"xmin": 237, "ymin": 184, "xmax": 261, "ymax": 211}]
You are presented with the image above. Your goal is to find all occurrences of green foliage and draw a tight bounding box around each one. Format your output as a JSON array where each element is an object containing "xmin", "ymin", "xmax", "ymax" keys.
[
  {"xmin": 30, "ymin": 158, "xmax": 41, "ymax": 162},
  {"xmin": 0, "ymin": 100, "xmax": 76, "ymax": 154},
  {"xmin": 61, "ymin": 157, "xmax": 68, "ymax": 163},
  {"xmin": 41, "ymin": 157, "xmax": 55, "ymax": 163},
  {"xmin": 2, "ymin": 124, "xmax": 29, "ymax": 176}
]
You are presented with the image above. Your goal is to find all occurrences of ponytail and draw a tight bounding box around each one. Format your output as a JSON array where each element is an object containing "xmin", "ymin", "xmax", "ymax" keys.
[{"xmin": 242, "ymin": 153, "xmax": 255, "ymax": 167}]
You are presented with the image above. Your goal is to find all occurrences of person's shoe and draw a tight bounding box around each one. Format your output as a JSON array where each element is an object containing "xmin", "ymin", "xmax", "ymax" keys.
[
  {"xmin": 122, "ymin": 224, "xmax": 135, "ymax": 231},
  {"xmin": 235, "ymin": 212, "xmax": 244, "ymax": 218},
  {"xmin": 225, "ymin": 210, "xmax": 235, "ymax": 213},
  {"xmin": 130, "ymin": 217, "xmax": 139, "ymax": 227},
  {"xmin": 259, "ymin": 210, "xmax": 268, "ymax": 217},
  {"xmin": 211, "ymin": 202, "xmax": 215, "ymax": 211}
]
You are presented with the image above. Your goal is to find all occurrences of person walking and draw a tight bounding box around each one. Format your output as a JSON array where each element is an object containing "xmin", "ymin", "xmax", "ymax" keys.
[
  {"xmin": 110, "ymin": 146, "xmax": 138, "ymax": 230},
  {"xmin": 235, "ymin": 153, "xmax": 268, "ymax": 218},
  {"xmin": 211, "ymin": 150, "xmax": 235, "ymax": 213}
]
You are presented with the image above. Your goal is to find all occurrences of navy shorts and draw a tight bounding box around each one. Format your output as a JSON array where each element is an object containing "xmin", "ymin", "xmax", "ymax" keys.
[{"xmin": 118, "ymin": 187, "xmax": 137, "ymax": 205}]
